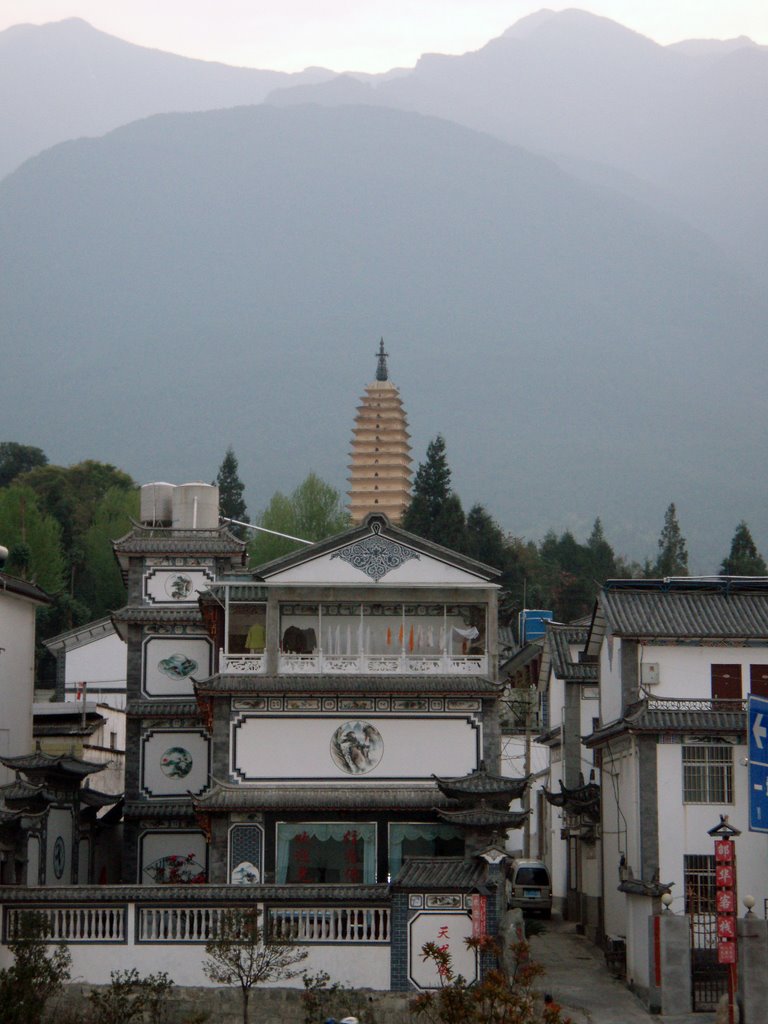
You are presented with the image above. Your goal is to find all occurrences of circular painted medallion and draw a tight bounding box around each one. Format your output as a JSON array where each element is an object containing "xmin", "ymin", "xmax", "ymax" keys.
[
  {"xmin": 330, "ymin": 720, "xmax": 383, "ymax": 775},
  {"xmin": 165, "ymin": 573, "xmax": 193, "ymax": 600},
  {"xmin": 160, "ymin": 746, "xmax": 193, "ymax": 778}
]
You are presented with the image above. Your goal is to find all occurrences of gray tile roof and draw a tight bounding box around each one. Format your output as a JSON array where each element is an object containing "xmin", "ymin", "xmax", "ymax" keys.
[
  {"xmin": 393, "ymin": 856, "xmax": 487, "ymax": 889},
  {"xmin": 436, "ymin": 806, "xmax": 529, "ymax": 828},
  {"xmin": 79, "ymin": 789, "xmax": 122, "ymax": 808},
  {"xmin": 112, "ymin": 607, "xmax": 204, "ymax": 625},
  {"xmin": 0, "ymin": 883, "xmax": 390, "ymax": 903},
  {"xmin": 586, "ymin": 698, "xmax": 746, "ymax": 746},
  {"xmin": 599, "ymin": 584, "xmax": 768, "ymax": 639},
  {"xmin": 124, "ymin": 801, "xmax": 195, "ymax": 819},
  {"xmin": 0, "ymin": 752, "xmax": 104, "ymax": 778},
  {"xmin": 252, "ymin": 512, "xmax": 501, "ymax": 582},
  {"xmin": 127, "ymin": 701, "xmax": 200, "ymax": 718},
  {"xmin": 196, "ymin": 674, "xmax": 501, "ymax": 695},
  {"xmin": 432, "ymin": 764, "xmax": 530, "ymax": 802},
  {"xmin": 113, "ymin": 526, "xmax": 245, "ymax": 556},
  {"xmin": 547, "ymin": 624, "xmax": 597, "ymax": 681},
  {"xmin": 0, "ymin": 571, "xmax": 51, "ymax": 605},
  {"xmin": 43, "ymin": 616, "xmax": 116, "ymax": 653},
  {"xmin": 195, "ymin": 781, "xmax": 454, "ymax": 812}
]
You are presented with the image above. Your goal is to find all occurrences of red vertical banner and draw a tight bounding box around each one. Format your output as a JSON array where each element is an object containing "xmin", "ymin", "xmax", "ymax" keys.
[
  {"xmin": 714, "ymin": 838, "xmax": 737, "ymax": 967},
  {"xmin": 471, "ymin": 894, "xmax": 487, "ymax": 938}
]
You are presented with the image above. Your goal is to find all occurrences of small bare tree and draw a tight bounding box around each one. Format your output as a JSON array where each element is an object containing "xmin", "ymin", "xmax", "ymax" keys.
[{"xmin": 203, "ymin": 909, "xmax": 307, "ymax": 1024}]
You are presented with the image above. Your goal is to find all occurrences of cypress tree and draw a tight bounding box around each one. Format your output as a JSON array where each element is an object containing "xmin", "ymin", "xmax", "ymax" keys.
[
  {"xmin": 653, "ymin": 502, "xmax": 688, "ymax": 577},
  {"xmin": 402, "ymin": 435, "xmax": 466, "ymax": 548},
  {"xmin": 720, "ymin": 521, "xmax": 767, "ymax": 575},
  {"xmin": 216, "ymin": 447, "xmax": 249, "ymax": 537}
]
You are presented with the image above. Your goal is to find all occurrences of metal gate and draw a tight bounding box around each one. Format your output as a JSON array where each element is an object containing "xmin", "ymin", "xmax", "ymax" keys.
[{"xmin": 689, "ymin": 912, "xmax": 728, "ymax": 1012}]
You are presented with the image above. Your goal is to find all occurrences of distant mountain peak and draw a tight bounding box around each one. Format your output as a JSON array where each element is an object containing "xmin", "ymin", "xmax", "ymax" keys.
[
  {"xmin": 502, "ymin": 9, "xmax": 557, "ymax": 39},
  {"xmin": 501, "ymin": 7, "xmax": 659, "ymax": 50}
]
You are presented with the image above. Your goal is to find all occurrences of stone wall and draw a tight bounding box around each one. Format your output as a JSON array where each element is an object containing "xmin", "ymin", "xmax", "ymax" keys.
[{"xmin": 52, "ymin": 984, "xmax": 412, "ymax": 1024}]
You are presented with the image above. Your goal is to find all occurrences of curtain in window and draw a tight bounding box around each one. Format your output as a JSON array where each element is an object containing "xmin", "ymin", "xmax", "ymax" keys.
[
  {"xmin": 276, "ymin": 822, "xmax": 376, "ymax": 883},
  {"xmin": 388, "ymin": 823, "xmax": 464, "ymax": 877}
]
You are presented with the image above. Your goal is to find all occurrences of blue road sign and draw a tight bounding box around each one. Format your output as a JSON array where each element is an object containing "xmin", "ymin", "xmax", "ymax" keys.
[{"xmin": 748, "ymin": 694, "xmax": 768, "ymax": 833}]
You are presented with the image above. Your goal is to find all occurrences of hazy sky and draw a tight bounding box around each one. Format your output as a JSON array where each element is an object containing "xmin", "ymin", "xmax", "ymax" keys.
[{"xmin": 2, "ymin": 1, "xmax": 767, "ymax": 71}]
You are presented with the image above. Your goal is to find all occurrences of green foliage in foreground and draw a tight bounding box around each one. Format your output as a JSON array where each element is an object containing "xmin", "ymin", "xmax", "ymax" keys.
[
  {"xmin": 87, "ymin": 969, "xmax": 174, "ymax": 1024},
  {"xmin": 302, "ymin": 970, "xmax": 376, "ymax": 1024},
  {"xmin": 410, "ymin": 936, "xmax": 570, "ymax": 1024},
  {"xmin": 203, "ymin": 910, "xmax": 307, "ymax": 1024},
  {"xmin": 0, "ymin": 912, "xmax": 71, "ymax": 1024}
]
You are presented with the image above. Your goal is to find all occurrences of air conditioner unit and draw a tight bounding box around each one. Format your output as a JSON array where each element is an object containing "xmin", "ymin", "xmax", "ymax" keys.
[{"xmin": 641, "ymin": 662, "xmax": 660, "ymax": 686}]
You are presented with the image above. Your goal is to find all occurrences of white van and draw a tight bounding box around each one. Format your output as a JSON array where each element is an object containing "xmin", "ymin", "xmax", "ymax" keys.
[{"xmin": 505, "ymin": 859, "xmax": 552, "ymax": 917}]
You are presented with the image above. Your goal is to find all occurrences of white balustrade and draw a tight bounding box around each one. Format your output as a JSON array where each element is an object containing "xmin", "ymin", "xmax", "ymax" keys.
[
  {"xmin": 221, "ymin": 652, "xmax": 267, "ymax": 674},
  {"xmin": 278, "ymin": 654, "xmax": 320, "ymax": 673},
  {"xmin": 269, "ymin": 906, "xmax": 390, "ymax": 943},
  {"xmin": 276, "ymin": 652, "xmax": 487, "ymax": 676},
  {"xmin": 6, "ymin": 905, "xmax": 125, "ymax": 942},
  {"xmin": 138, "ymin": 905, "xmax": 230, "ymax": 942}
]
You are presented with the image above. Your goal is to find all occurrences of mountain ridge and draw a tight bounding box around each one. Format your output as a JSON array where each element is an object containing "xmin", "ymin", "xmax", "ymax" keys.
[{"xmin": 2, "ymin": 102, "xmax": 765, "ymax": 568}]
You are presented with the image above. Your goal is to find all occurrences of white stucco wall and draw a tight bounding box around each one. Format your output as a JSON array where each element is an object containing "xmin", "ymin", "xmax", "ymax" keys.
[
  {"xmin": 639, "ymin": 643, "xmax": 768, "ymax": 700},
  {"xmin": 599, "ymin": 633, "xmax": 623, "ymax": 725},
  {"xmin": 656, "ymin": 741, "xmax": 768, "ymax": 915},
  {"xmin": 601, "ymin": 743, "xmax": 639, "ymax": 939},
  {"xmin": 0, "ymin": 589, "xmax": 37, "ymax": 785},
  {"xmin": 0, "ymin": 927, "xmax": 390, "ymax": 988},
  {"xmin": 64, "ymin": 632, "xmax": 127, "ymax": 708},
  {"xmin": 547, "ymin": 750, "xmax": 568, "ymax": 907}
]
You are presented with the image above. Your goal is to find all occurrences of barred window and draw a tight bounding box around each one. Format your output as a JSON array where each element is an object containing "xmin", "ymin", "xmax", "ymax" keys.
[
  {"xmin": 684, "ymin": 854, "xmax": 716, "ymax": 913},
  {"xmin": 682, "ymin": 744, "xmax": 733, "ymax": 803}
]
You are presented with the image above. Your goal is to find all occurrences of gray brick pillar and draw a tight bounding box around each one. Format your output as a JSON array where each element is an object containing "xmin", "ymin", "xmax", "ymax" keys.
[
  {"xmin": 737, "ymin": 915, "xmax": 768, "ymax": 1024},
  {"xmin": 647, "ymin": 913, "xmax": 691, "ymax": 1015},
  {"xmin": 390, "ymin": 891, "xmax": 410, "ymax": 991}
]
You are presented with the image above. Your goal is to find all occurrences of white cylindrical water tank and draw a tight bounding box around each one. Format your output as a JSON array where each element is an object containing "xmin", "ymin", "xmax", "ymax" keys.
[
  {"xmin": 172, "ymin": 483, "xmax": 220, "ymax": 530},
  {"xmin": 140, "ymin": 482, "xmax": 175, "ymax": 526}
]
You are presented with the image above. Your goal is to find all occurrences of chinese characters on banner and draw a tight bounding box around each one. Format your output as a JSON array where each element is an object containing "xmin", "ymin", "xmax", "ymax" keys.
[
  {"xmin": 436, "ymin": 924, "xmax": 451, "ymax": 976},
  {"xmin": 294, "ymin": 830, "xmax": 311, "ymax": 883},
  {"xmin": 343, "ymin": 829, "xmax": 362, "ymax": 883},
  {"xmin": 471, "ymin": 894, "xmax": 488, "ymax": 938},
  {"xmin": 714, "ymin": 838, "xmax": 737, "ymax": 966}
]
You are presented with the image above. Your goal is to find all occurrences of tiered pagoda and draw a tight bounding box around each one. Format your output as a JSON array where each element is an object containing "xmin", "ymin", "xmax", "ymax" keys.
[{"xmin": 347, "ymin": 340, "xmax": 412, "ymax": 524}]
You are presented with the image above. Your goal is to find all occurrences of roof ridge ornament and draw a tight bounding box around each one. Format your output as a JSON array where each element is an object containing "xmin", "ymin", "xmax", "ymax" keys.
[{"xmin": 375, "ymin": 337, "xmax": 388, "ymax": 381}]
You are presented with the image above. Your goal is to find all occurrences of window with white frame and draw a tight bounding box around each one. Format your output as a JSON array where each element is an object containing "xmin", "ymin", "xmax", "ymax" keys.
[{"xmin": 682, "ymin": 743, "xmax": 733, "ymax": 803}]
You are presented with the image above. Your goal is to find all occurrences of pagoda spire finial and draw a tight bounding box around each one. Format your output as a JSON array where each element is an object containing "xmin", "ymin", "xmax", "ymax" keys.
[{"xmin": 375, "ymin": 337, "xmax": 389, "ymax": 381}]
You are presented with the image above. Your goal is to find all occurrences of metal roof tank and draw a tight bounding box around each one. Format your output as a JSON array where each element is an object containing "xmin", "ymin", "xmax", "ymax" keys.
[
  {"xmin": 172, "ymin": 482, "xmax": 219, "ymax": 530},
  {"xmin": 139, "ymin": 482, "xmax": 175, "ymax": 526}
]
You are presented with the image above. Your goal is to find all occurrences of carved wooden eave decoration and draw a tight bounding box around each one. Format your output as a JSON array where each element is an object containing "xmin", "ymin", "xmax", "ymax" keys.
[
  {"xmin": 194, "ymin": 689, "xmax": 214, "ymax": 732},
  {"xmin": 194, "ymin": 809, "xmax": 213, "ymax": 843}
]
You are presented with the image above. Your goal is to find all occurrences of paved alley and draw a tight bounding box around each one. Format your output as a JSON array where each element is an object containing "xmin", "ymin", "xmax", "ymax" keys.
[{"xmin": 528, "ymin": 917, "xmax": 717, "ymax": 1024}]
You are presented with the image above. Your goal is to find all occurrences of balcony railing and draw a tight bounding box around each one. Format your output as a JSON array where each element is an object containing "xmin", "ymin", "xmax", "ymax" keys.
[
  {"xmin": 1, "ymin": 890, "xmax": 391, "ymax": 947},
  {"xmin": 138, "ymin": 905, "xmax": 229, "ymax": 942},
  {"xmin": 221, "ymin": 652, "xmax": 267, "ymax": 674},
  {"xmin": 269, "ymin": 906, "xmax": 390, "ymax": 943},
  {"xmin": 643, "ymin": 698, "xmax": 748, "ymax": 713},
  {"xmin": 5, "ymin": 905, "xmax": 126, "ymax": 943},
  {"xmin": 221, "ymin": 651, "xmax": 487, "ymax": 675}
]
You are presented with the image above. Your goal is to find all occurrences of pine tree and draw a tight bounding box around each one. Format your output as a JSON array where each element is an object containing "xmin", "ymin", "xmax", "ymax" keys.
[
  {"xmin": 586, "ymin": 517, "xmax": 619, "ymax": 582},
  {"xmin": 216, "ymin": 447, "xmax": 249, "ymax": 537},
  {"xmin": 0, "ymin": 443, "xmax": 48, "ymax": 488},
  {"xmin": 654, "ymin": 502, "xmax": 688, "ymax": 577},
  {"xmin": 720, "ymin": 521, "xmax": 767, "ymax": 576},
  {"xmin": 402, "ymin": 436, "xmax": 466, "ymax": 547}
]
